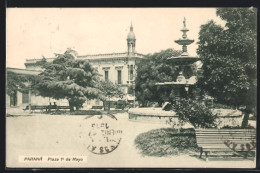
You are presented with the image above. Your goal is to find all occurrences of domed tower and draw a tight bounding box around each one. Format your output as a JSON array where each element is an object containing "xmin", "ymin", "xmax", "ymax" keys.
[{"xmin": 127, "ymin": 22, "xmax": 136, "ymax": 55}]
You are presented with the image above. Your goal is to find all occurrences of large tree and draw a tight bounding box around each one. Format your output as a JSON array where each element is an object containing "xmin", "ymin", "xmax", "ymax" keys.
[
  {"xmin": 135, "ymin": 48, "xmax": 182, "ymax": 106},
  {"xmin": 36, "ymin": 50, "xmax": 104, "ymax": 111},
  {"xmin": 197, "ymin": 8, "xmax": 257, "ymax": 127}
]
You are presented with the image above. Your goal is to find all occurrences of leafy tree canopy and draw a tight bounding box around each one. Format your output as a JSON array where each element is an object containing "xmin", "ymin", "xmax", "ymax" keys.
[
  {"xmin": 197, "ymin": 8, "xmax": 257, "ymax": 127},
  {"xmin": 36, "ymin": 50, "xmax": 104, "ymax": 111},
  {"xmin": 135, "ymin": 48, "xmax": 182, "ymax": 106}
]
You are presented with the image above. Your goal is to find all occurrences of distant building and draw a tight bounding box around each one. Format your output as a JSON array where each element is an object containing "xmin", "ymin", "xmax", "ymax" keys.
[
  {"xmin": 7, "ymin": 23, "xmax": 145, "ymax": 108},
  {"xmin": 25, "ymin": 23, "xmax": 144, "ymax": 94},
  {"xmin": 6, "ymin": 68, "xmax": 44, "ymax": 108}
]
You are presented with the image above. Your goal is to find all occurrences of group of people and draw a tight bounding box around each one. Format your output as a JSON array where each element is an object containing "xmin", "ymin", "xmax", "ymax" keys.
[{"xmin": 45, "ymin": 102, "xmax": 57, "ymax": 112}]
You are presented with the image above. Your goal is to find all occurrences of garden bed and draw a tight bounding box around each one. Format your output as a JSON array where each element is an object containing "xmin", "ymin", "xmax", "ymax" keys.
[{"xmin": 134, "ymin": 128, "xmax": 199, "ymax": 157}]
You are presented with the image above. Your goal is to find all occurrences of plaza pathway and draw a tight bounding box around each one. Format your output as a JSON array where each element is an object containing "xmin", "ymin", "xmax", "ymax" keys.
[{"xmin": 6, "ymin": 111, "xmax": 256, "ymax": 168}]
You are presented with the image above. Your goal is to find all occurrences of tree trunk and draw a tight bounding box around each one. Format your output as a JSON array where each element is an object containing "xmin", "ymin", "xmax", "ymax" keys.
[
  {"xmin": 108, "ymin": 98, "xmax": 110, "ymax": 111},
  {"xmin": 241, "ymin": 110, "xmax": 250, "ymax": 128},
  {"xmin": 69, "ymin": 101, "xmax": 74, "ymax": 112},
  {"xmin": 158, "ymin": 101, "xmax": 163, "ymax": 107},
  {"xmin": 103, "ymin": 101, "xmax": 106, "ymax": 111},
  {"xmin": 143, "ymin": 100, "xmax": 148, "ymax": 107}
]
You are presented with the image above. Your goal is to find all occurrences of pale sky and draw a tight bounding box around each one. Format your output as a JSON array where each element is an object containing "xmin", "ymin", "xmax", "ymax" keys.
[{"xmin": 6, "ymin": 8, "xmax": 226, "ymax": 69}]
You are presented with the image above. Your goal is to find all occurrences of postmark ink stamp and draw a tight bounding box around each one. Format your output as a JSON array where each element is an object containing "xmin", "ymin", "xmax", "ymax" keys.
[
  {"xmin": 224, "ymin": 140, "xmax": 256, "ymax": 158},
  {"xmin": 80, "ymin": 114, "xmax": 123, "ymax": 155}
]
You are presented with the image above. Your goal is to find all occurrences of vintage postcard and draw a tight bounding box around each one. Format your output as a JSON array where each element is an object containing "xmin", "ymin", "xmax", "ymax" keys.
[{"xmin": 6, "ymin": 8, "xmax": 257, "ymax": 168}]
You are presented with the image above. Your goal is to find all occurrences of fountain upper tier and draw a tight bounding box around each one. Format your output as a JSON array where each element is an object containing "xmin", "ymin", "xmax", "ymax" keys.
[
  {"xmin": 155, "ymin": 18, "xmax": 199, "ymax": 88},
  {"xmin": 174, "ymin": 39, "xmax": 194, "ymax": 46},
  {"xmin": 168, "ymin": 17, "xmax": 199, "ymax": 63},
  {"xmin": 167, "ymin": 55, "xmax": 199, "ymax": 65}
]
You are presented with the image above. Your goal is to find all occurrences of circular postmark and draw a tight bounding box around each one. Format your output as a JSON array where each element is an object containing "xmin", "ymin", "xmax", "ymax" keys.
[{"xmin": 79, "ymin": 114, "xmax": 123, "ymax": 155}]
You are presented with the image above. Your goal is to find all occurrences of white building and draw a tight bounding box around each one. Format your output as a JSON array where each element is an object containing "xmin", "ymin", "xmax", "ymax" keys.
[{"xmin": 7, "ymin": 24, "xmax": 145, "ymax": 108}]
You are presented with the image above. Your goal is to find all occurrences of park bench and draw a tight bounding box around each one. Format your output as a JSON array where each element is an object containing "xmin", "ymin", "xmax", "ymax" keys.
[
  {"xmin": 195, "ymin": 129, "xmax": 256, "ymax": 161},
  {"xmin": 23, "ymin": 105, "xmax": 70, "ymax": 112},
  {"xmin": 55, "ymin": 106, "xmax": 70, "ymax": 110},
  {"xmin": 91, "ymin": 105, "xmax": 103, "ymax": 109},
  {"xmin": 23, "ymin": 105, "xmax": 47, "ymax": 112}
]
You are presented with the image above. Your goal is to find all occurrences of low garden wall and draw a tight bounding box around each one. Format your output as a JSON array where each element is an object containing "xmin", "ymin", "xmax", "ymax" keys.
[
  {"xmin": 212, "ymin": 109, "xmax": 243, "ymax": 128},
  {"xmin": 128, "ymin": 108, "xmax": 178, "ymax": 125},
  {"xmin": 128, "ymin": 107, "xmax": 244, "ymax": 128}
]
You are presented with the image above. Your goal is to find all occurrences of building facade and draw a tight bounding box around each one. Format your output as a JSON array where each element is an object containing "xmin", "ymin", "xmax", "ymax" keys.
[{"xmin": 7, "ymin": 24, "xmax": 144, "ymax": 108}]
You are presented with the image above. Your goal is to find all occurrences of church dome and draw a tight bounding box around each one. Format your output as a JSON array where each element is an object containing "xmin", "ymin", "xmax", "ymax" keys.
[
  {"xmin": 127, "ymin": 31, "xmax": 136, "ymax": 40},
  {"xmin": 127, "ymin": 23, "xmax": 136, "ymax": 40}
]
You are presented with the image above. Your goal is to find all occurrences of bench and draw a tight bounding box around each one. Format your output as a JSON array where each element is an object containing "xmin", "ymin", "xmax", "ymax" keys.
[
  {"xmin": 23, "ymin": 105, "xmax": 47, "ymax": 112},
  {"xmin": 55, "ymin": 106, "xmax": 70, "ymax": 110},
  {"xmin": 195, "ymin": 129, "xmax": 256, "ymax": 161},
  {"xmin": 91, "ymin": 106, "xmax": 103, "ymax": 109},
  {"xmin": 23, "ymin": 105, "xmax": 70, "ymax": 112}
]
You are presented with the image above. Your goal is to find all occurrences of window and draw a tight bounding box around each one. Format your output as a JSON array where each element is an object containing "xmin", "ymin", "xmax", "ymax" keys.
[
  {"xmin": 130, "ymin": 65, "xmax": 134, "ymax": 80},
  {"xmin": 22, "ymin": 92, "xmax": 29, "ymax": 104},
  {"xmin": 95, "ymin": 99, "xmax": 100, "ymax": 105},
  {"xmin": 117, "ymin": 70, "xmax": 122, "ymax": 84},
  {"xmin": 105, "ymin": 71, "xmax": 109, "ymax": 81}
]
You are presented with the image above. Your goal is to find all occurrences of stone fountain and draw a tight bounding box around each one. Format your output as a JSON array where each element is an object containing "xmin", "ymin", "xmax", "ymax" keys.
[
  {"xmin": 156, "ymin": 17, "xmax": 199, "ymax": 98},
  {"xmin": 129, "ymin": 18, "xmax": 245, "ymax": 128},
  {"xmin": 128, "ymin": 18, "xmax": 199, "ymax": 125}
]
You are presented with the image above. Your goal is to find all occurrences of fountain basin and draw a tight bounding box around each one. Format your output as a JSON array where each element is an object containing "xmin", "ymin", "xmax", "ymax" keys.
[
  {"xmin": 167, "ymin": 56, "xmax": 199, "ymax": 64},
  {"xmin": 128, "ymin": 108, "xmax": 178, "ymax": 125},
  {"xmin": 128, "ymin": 107, "xmax": 244, "ymax": 128},
  {"xmin": 174, "ymin": 39, "xmax": 194, "ymax": 45}
]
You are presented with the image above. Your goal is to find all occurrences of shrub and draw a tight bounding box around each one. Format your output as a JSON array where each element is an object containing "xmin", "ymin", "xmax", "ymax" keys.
[
  {"xmin": 173, "ymin": 98, "xmax": 217, "ymax": 128},
  {"xmin": 221, "ymin": 125, "xmax": 255, "ymax": 129},
  {"xmin": 134, "ymin": 128, "xmax": 199, "ymax": 157}
]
